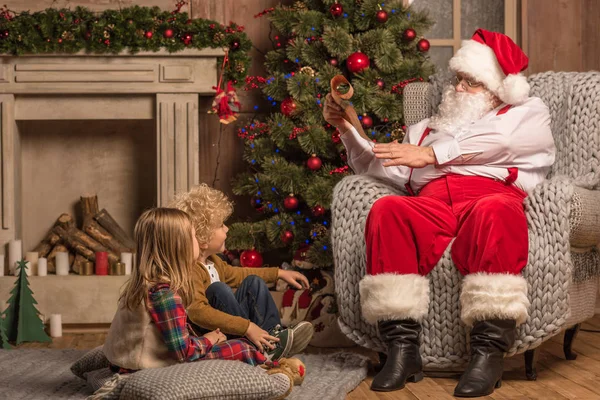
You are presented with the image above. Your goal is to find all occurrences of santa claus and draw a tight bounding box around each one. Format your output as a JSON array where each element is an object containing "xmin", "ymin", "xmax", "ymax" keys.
[{"xmin": 323, "ymin": 29, "xmax": 556, "ymax": 397}]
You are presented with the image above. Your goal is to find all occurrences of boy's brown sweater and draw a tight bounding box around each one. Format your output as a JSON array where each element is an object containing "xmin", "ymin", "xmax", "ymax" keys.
[{"xmin": 187, "ymin": 255, "xmax": 279, "ymax": 336}]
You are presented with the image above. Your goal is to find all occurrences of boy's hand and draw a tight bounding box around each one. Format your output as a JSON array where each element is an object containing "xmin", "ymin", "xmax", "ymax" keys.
[
  {"xmin": 203, "ymin": 328, "xmax": 227, "ymax": 345},
  {"xmin": 245, "ymin": 322, "xmax": 278, "ymax": 352},
  {"xmin": 278, "ymin": 269, "xmax": 310, "ymax": 290}
]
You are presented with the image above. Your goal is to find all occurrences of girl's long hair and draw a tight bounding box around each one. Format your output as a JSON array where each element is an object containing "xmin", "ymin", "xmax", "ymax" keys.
[{"xmin": 120, "ymin": 208, "xmax": 195, "ymax": 310}]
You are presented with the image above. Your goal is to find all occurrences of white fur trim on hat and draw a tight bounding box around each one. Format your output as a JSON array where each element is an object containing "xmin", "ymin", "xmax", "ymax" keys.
[
  {"xmin": 460, "ymin": 273, "xmax": 530, "ymax": 326},
  {"xmin": 449, "ymin": 40, "xmax": 530, "ymax": 105},
  {"xmin": 359, "ymin": 273, "xmax": 429, "ymax": 324}
]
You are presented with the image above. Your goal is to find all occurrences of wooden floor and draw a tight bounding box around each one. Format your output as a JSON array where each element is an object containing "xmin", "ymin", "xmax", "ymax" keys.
[{"xmin": 18, "ymin": 315, "xmax": 600, "ymax": 399}]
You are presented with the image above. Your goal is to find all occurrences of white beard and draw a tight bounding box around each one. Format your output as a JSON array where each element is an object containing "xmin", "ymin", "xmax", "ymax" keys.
[{"xmin": 428, "ymin": 85, "xmax": 496, "ymax": 134}]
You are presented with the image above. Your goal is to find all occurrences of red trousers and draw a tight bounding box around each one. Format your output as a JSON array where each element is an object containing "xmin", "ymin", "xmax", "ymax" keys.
[{"xmin": 365, "ymin": 175, "xmax": 528, "ymax": 277}]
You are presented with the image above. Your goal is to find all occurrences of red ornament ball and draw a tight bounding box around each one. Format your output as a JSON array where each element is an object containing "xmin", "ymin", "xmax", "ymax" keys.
[
  {"xmin": 144, "ymin": 31, "xmax": 153, "ymax": 39},
  {"xmin": 230, "ymin": 40, "xmax": 241, "ymax": 51},
  {"xmin": 164, "ymin": 28, "xmax": 174, "ymax": 39},
  {"xmin": 376, "ymin": 10, "xmax": 389, "ymax": 23},
  {"xmin": 312, "ymin": 205, "xmax": 326, "ymax": 217},
  {"xmin": 330, "ymin": 2, "xmax": 344, "ymax": 18},
  {"xmin": 307, "ymin": 154, "xmax": 322, "ymax": 171},
  {"xmin": 284, "ymin": 194, "xmax": 299, "ymax": 211},
  {"xmin": 84, "ymin": 31, "xmax": 92, "ymax": 40},
  {"xmin": 58, "ymin": 38, "xmax": 63, "ymax": 44},
  {"xmin": 332, "ymin": 130, "xmax": 341, "ymax": 144},
  {"xmin": 361, "ymin": 114, "xmax": 373, "ymax": 128},
  {"xmin": 182, "ymin": 33, "xmax": 193, "ymax": 45},
  {"xmin": 376, "ymin": 79, "xmax": 385, "ymax": 89},
  {"xmin": 346, "ymin": 52, "xmax": 370, "ymax": 74},
  {"xmin": 104, "ymin": 39, "xmax": 110, "ymax": 46},
  {"xmin": 417, "ymin": 38, "xmax": 430, "ymax": 52},
  {"xmin": 280, "ymin": 97, "xmax": 297, "ymax": 116},
  {"xmin": 403, "ymin": 28, "xmax": 417, "ymax": 42},
  {"xmin": 240, "ymin": 249, "xmax": 263, "ymax": 268},
  {"xmin": 281, "ymin": 230, "xmax": 294, "ymax": 244},
  {"xmin": 329, "ymin": 57, "xmax": 339, "ymax": 67}
]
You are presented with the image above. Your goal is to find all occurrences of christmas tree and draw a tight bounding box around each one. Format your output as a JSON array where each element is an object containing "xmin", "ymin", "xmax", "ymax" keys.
[
  {"xmin": 3, "ymin": 260, "xmax": 51, "ymax": 344},
  {"xmin": 227, "ymin": 0, "xmax": 434, "ymax": 268}
]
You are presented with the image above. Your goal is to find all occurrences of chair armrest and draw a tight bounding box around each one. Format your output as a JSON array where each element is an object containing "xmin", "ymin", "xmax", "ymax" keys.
[
  {"xmin": 570, "ymin": 187, "xmax": 600, "ymax": 248},
  {"xmin": 402, "ymin": 82, "xmax": 433, "ymax": 126}
]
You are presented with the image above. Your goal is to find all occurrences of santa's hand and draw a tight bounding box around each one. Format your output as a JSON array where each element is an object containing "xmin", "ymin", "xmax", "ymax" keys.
[{"xmin": 373, "ymin": 141, "xmax": 436, "ymax": 168}]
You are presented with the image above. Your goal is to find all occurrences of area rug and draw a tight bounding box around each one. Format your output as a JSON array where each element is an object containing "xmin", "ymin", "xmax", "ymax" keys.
[{"xmin": 0, "ymin": 349, "xmax": 368, "ymax": 400}]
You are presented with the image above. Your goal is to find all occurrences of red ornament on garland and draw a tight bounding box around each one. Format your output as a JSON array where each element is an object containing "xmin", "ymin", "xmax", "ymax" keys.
[
  {"xmin": 307, "ymin": 154, "xmax": 322, "ymax": 171},
  {"xmin": 329, "ymin": 57, "xmax": 339, "ymax": 67},
  {"xmin": 144, "ymin": 31, "xmax": 153, "ymax": 39},
  {"xmin": 240, "ymin": 249, "xmax": 263, "ymax": 268},
  {"xmin": 281, "ymin": 97, "xmax": 297, "ymax": 116},
  {"xmin": 164, "ymin": 28, "xmax": 174, "ymax": 39},
  {"xmin": 346, "ymin": 52, "xmax": 370, "ymax": 74},
  {"xmin": 230, "ymin": 40, "xmax": 241, "ymax": 51},
  {"xmin": 182, "ymin": 33, "xmax": 193, "ymax": 45},
  {"xmin": 284, "ymin": 194, "xmax": 299, "ymax": 211},
  {"xmin": 312, "ymin": 205, "xmax": 326, "ymax": 217},
  {"xmin": 376, "ymin": 9, "xmax": 388, "ymax": 23},
  {"xmin": 104, "ymin": 39, "xmax": 110, "ymax": 46},
  {"xmin": 376, "ymin": 79, "xmax": 385, "ymax": 89},
  {"xmin": 330, "ymin": 2, "xmax": 344, "ymax": 18},
  {"xmin": 417, "ymin": 38, "xmax": 430, "ymax": 52},
  {"xmin": 281, "ymin": 230, "xmax": 294, "ymax": 244},
  {"xmin": 361, "ymin": 114, "xmax": 373, "ymax": 128},
  {"xmin": 332, "ymin": 130, "xmax": 341, "ymax": 144},
  {"xmin": 403, "ymin": 28, "xmax": 417, "ymax": 42}
]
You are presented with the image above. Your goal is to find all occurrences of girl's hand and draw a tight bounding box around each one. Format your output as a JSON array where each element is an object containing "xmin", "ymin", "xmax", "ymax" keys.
[
  {"xmin": 323, "ymin": 94, "xmax": 354, "ymax": 134},
  {"xmin": 278, "ymin": 269, "xmax": 310, "ymax": 290},
  {"xmin": 203, "ymin": 328, "xmax": 227, "ymax": 345},
  {"xmin": 245, "ymin": 322, "xmax": 278, "ymax": 353}
]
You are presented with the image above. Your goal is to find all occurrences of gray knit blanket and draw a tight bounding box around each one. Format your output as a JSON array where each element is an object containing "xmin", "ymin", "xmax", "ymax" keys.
[{"xmin": 332, "ymin": 71, "xmax": 600, "ymax": 368}]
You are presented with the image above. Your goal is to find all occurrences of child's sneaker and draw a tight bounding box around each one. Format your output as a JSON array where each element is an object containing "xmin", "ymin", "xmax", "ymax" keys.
[
  {"xmin": 265, "ymin": 327, "xmax": 293, "ymax": 362},
  {"xmin": 287, "ymin": 321, "xmax": 314, "ymax": 355}
]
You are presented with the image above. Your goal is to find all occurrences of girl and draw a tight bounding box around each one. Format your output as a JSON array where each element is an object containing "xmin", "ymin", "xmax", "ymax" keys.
[{"xmin": 103, "ymin": 208, "xmax": 268, "ymax": 371}]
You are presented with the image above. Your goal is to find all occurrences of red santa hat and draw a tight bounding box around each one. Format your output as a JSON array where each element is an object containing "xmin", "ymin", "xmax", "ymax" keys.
[{"xmin": 449, "ymin": 28, "xmax": 530, "ymax": 105}]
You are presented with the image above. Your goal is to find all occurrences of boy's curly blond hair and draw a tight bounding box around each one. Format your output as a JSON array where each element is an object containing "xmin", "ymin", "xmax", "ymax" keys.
[{"xmin": 170, "ymin": 184, "xmax": 233, "ymax": 245}]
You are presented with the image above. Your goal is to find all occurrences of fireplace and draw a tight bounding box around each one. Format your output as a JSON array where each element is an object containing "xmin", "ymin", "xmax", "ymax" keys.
[{"xmin": 0, "ymin": 49, "xmax": 224, "ymax": 250}]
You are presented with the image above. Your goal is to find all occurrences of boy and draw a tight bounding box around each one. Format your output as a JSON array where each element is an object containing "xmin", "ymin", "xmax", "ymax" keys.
[{"xmin": 171, "ymin": 184, "xmax": 314, "ymax": 359}]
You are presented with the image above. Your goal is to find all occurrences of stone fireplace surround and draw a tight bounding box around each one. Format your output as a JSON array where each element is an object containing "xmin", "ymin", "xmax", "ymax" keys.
[{"xmin": 0, "ymin": 49, "xmax": 224, "ymax": 326}]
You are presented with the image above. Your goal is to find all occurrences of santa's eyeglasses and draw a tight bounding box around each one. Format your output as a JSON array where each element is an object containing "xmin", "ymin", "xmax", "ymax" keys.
[{"xmin": 452, "ymin": 74, "xmax": 483, "ymax": 89}]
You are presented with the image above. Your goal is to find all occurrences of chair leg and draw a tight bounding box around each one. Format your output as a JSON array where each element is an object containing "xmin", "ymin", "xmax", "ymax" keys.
[
  {"xmin": 524, "ymin": 348, "xmax": 539, "ymax": 381},
  {"xmin": 564, "ymin": 324, "xmax": 581, "ymax": 360}
]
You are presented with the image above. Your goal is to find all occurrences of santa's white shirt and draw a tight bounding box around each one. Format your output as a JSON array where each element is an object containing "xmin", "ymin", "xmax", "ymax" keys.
[{"xmin": 340, "ymin": 97, "xmax": 556, "ymax": 193}]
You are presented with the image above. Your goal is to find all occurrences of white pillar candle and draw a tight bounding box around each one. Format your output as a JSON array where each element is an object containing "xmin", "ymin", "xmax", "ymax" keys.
[
  {"xmin": 121, "ymin": 252, "xmax": 133, "ymax": 275},
  {"xmin": 8, "ymin": 240, "xmax": 22, "ymax": 275},
  {"xmin": 50, "ymin": 314, "xmax": 62, "ymax": 338},
  {"xmin": 0, "ymin": 255, "xmax": 4, "ymax": 277},
  {"xmin": 37, "ymin": 257, "xmax": 47, "ymax": 276},
  {"xmin": 25, "ymin": 252, "xmax": 39, "ymax": 276},
  {"xmin": 55, "ymin": 252, "xmax": 69, "ymax": 276}
]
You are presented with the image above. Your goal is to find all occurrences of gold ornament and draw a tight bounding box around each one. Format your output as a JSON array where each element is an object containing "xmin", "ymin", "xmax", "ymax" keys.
[
  {"xmin": 300, "ymin": 66, "xmax": 316, "ymax": 77},
  {"xmin": 136, "ymin": 29, "xmax": 145, "ymax": 37},
  {"xmin": 213, "ymin": 32, "xmax": 225, "ymax": 43},
  {"xmin": 107, "ymin": 24, "xmax": 115, "ymax": 30},
  {"xmin": 61, "ymin": 31, "xmax": 75, "ymax": 41},
  {"xmin": 391, "ymin": 128, "xmax": 405, "ymax": 141},
  {"xmin": 103, "ymin": 30, "xmax": 110, "ymax": 39},
  {"xmin": 293, "ymin": 1, "xmax": 308, "ymax": 11},
  {"xmin": 235, "ymin": 62, "xmax": 245, "ymax": 73},
  {"xmin": 17, "ymin": 35, "xmax": 22, "ymax": 42},
  {"xmin": 310, "ymin": 223, "xmax": 328, "ymax": 239}
]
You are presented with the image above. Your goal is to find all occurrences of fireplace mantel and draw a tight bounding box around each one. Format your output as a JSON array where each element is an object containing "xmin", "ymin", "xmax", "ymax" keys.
[{"xmin": 0, "ymin": 48, "xmax": 225, "ymax": 245}]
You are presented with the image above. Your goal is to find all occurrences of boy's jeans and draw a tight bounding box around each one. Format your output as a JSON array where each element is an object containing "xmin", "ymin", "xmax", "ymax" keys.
[{"xmin": 200, "ymin": 275, "xmax": 282, "ymax": 335}]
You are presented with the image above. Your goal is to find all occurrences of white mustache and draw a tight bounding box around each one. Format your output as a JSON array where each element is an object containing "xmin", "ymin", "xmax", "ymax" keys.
[{"xmin": 429, "ymin": 85, "xmax": 495, "ymax": 134}]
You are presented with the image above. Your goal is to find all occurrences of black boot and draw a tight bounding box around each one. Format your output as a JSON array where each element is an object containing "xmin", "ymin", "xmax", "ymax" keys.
[
  {"xmin": 454, "ymin": 319, "xmax": 516, "ymax": 397},
  {"xmin": 371, "ymin": 319, "xmax": 423, "ymax": 392}
]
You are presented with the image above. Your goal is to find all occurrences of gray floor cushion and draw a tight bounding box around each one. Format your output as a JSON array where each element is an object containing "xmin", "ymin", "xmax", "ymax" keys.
[{"xmin": 71, "ymin": 346, "xmax": 291, "ymax": 400}]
